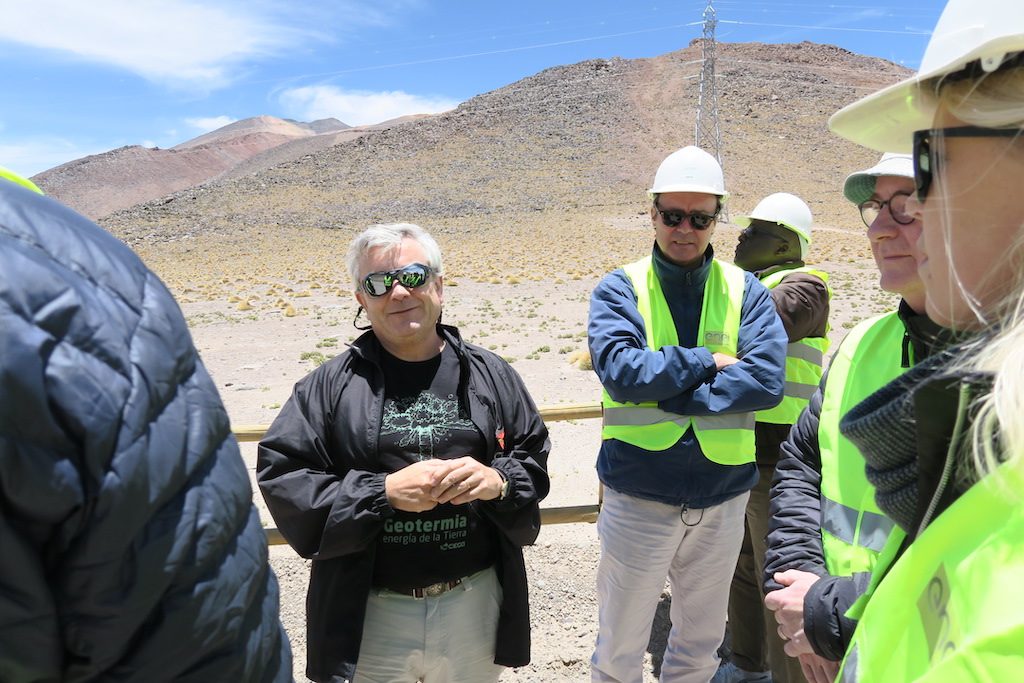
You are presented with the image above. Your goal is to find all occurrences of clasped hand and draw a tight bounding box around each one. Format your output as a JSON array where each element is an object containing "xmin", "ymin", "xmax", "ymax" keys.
[
  {"xmin": 385, "ymin": 457, "xmax": 504, "ymax": 512},
  {"xmin": 764, "ymin": 570, "xmax": 839, "ymax": 683}
]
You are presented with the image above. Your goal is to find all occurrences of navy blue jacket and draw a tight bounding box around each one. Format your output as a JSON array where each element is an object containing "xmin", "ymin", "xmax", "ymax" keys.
[
  {"xmin": 0, "ymin": 181, "xmax": 292, "ymax": 682},
  {"xmin": 588, "ymin": 245, "xmax": 786, "ymax": 508}
]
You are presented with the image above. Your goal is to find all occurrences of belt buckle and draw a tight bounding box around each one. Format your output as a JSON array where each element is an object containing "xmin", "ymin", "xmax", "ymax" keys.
[
  {"xmin": 423, "ymin": 582, "xmax": 448, "ymax": 598},
  {"xmin": 412, "ymin": 578, "xmax": 462, "ymax": 599}
]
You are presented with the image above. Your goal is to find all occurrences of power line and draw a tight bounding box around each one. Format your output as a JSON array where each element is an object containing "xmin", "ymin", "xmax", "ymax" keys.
[
  {"xmin": 285, "ymin": 22, "xmax": 703, "ymax": 82},
  {"xmin": 718, "ymin": 19, "xmax": 929, "ymax": 36}
]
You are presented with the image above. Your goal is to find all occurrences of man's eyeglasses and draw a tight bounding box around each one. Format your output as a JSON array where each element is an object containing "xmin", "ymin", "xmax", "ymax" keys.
[
  {"xmin": 654, "ymin": 199, "xmax": 718, "ymax": 230},
  {"xmin": 913, "ymin": 126, "xmax": 1022, "ymax": 201},
  {"xmin": 361, "ymin": 263, "xmax": 434, "ymax": 297},
  {"xmin": 858, "ymin": 191, "xmax": 914, "ymax": 228}
]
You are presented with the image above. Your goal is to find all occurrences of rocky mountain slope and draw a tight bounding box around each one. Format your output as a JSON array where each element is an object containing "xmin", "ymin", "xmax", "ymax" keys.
[
  {"xmin": 31, "ymin": 116, "xmax": 356, "ymax": 220},
  {"xmin": 99, "ymin": 40, "xmax": 908, "ymax": 253}
]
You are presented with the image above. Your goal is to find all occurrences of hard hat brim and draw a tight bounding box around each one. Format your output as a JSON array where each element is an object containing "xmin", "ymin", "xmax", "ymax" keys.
[
  {"xmin": 842, "ymin": 154, "xmax": 915, "ymax": 205},
  {"xmin": 732, "ymin": 214, "xmax": 810, "ymax": 243},
  {"xmin": 829, "ymin": 37, "xmax": 1024, "ymax": 152},
  {"xmin": 648, "ymin": 185, "xmax": 729, "ymax": 200}
]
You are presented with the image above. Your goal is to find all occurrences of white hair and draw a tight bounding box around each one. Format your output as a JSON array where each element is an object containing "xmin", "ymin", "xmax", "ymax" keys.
[{"xmin": 345, "ymin": 223, "xmax": 444, "ymax": 290}]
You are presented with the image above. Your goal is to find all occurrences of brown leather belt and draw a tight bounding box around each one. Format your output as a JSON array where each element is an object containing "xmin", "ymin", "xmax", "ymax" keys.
[{"xmin": 386, "ymin": 578, "xmax": 464, "ymax": 599}]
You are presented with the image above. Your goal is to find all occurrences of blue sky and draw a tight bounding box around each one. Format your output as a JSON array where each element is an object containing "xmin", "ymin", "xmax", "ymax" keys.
[{"xmin": 0, "ymin": 0, "xmax": 944, "ymax": 177}]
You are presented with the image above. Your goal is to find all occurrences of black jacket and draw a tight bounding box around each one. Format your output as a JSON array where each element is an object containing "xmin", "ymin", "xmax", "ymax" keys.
[
  {"xmin": 763, "ymin": 301, "xmax": 948, "ymax": 660},
  {"xmin": 257, "ymin": 325, "xmax": 550, "ymax": 682},
  {"xmin": 0, "ymin": 182, "xmax": 292, "ymax": 681}
]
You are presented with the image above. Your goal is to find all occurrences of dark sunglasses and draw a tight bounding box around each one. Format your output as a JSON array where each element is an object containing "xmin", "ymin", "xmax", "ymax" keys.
[
  {"xmin": 913, "ymin": 126, "xmax": 1022, "ymax": 201},
  {"xmin": 654, "ymin": 199, "xmax": 718, "ymax": 230},
  {"xmin": 361, "ymin": 262, "xmax": 434, "ymax": 297},
  {"xmin": 858, "ymin": 191, "xmax": 914, "ymax": 228}
]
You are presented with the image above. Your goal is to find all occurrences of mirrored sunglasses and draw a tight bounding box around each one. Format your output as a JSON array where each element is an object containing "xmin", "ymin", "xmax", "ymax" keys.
[
  {"xmin": 655, "ymin": 199, "xmax": 718, "ymax": 230},
  {"xmin": 361, "ymin": 262, "xmax": 434, "ymax": 297}
]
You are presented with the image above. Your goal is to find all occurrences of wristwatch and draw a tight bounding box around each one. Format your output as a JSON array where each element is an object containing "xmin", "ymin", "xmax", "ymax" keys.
[{"xmin": 497, "ymin": 471, "xmax": 511, "ymax": 500}]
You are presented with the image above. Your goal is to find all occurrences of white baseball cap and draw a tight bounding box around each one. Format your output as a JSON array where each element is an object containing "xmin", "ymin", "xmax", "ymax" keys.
[{"xmin": 842, "ymin": 153, "xmax": 915, "ymax": 205}]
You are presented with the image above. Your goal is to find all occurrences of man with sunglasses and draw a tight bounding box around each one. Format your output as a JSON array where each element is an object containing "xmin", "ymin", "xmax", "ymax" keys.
[
  {"xmin": 588, "ymin": 146, "xmax": 787, "ymax": 683},
  {"xmin": 762, "ymin": 154, "xmax": 950, "ymax": 683},
  {"xmin": 258, "ymin": 223, "xmax": 550, "ymax": 683},
  {"xmin": 714, "ymin": 192, "xmax": 830, "ymax": 683}
]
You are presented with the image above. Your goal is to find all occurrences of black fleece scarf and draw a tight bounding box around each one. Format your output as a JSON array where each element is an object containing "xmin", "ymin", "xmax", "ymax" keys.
[{"xmin": 840, "ymin": 363, "xmax": 925, "ymax": 534}]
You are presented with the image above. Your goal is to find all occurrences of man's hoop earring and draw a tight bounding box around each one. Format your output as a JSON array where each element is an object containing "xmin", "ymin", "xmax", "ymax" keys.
[{"xmin": 353, "ymin": 306, "xmax": 372, "ymax": 331}]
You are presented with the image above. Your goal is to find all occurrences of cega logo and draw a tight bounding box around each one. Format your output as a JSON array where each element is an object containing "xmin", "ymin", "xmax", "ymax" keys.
[
  {"xmin": 918, "ymin": 565, "xmax": 960, "ymax": 663},
  {"xmin": 704, "ymin": 331, "xmax": 730, "ymax": 347}
]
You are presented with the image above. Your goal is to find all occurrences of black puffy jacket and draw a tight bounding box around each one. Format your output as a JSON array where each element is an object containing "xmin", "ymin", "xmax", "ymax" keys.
[
  {"xmin": 0, "ymin": 182, "xmax": 292, "ymax": 682},
  {"xmin": 763, "ymin": 301, "xmax": 950, "ymax": 660}
]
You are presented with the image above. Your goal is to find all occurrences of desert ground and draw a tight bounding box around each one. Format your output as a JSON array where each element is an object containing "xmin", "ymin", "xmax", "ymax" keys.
[{"xmin": 141, "ymin": 212, "xmax": 896, "ymax": 682}]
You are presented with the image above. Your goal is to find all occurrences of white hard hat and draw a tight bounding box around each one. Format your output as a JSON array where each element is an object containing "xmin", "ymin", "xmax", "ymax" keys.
[
  {"xmin": 830, "ymin": 0, "xmax": 1024, "ymax": 151},
  {"xmin": 842, "ymin": 153, "xmax": 915, "ymax": 205},
  {"xmin": 649, "ymin": 146, "xmax": 728, "ymax": 199},
  {"xmin": 734, "ymin": 192, "xmax": 814, "ymax": 244}
]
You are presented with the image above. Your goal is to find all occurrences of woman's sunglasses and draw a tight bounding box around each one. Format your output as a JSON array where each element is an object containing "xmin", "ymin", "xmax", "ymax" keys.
[
  {"xmin": 654, "ymin": 198, "xmax": 719, "ymax": 230},
  {"xmin": 913, "ymin": 126, "xmax": 1022, "ymax": 201},
  {"xmin": 361, "ymin": 262, "xmax": 434, "ymax": 297}
]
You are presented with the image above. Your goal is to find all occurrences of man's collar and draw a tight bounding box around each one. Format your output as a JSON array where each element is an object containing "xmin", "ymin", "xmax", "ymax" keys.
[
  {"xmin": 755, "ymin": 260, "xmax": 805, "ymax": 279},
  {"xmin": 652, "ymin": 242, "xmax": 714, "ymax": 272}
]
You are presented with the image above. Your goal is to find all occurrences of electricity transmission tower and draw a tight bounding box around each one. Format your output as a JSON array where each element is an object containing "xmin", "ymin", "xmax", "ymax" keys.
[{"xmin": 694, "ymin": 0, "xmax": 724, "ymax": 176}]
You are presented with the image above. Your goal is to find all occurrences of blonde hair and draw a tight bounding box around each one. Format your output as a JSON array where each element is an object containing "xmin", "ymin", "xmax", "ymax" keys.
[{"xmin": 930, "ymin": 64, "xmax": 1024, "ymax": 482}]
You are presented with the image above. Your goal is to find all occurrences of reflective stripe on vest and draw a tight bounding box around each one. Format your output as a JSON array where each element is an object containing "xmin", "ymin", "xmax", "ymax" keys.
[
  {"xmin": 601, "ymin": 256, "xmax": 755, "ymax": 465},
  {"xmin": 756, "ymin": 266, "xmax": 831, "ymax": 425},
  {"xmin": 821, "ymin": 498, "xmax": 894, "ymax": 553},
  {"xmin": 839, "ymin": 454, "xmax": 1024, "ymax": 682},
  {"xmin": 818, "ymin": 311, "xmax": 907, "ymax": 576}
]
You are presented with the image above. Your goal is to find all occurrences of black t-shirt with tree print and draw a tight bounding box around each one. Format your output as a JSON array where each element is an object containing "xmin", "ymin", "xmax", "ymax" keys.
[{"xmin": 372, "ymin": 343, "xmax": 498, "ymax": 590}]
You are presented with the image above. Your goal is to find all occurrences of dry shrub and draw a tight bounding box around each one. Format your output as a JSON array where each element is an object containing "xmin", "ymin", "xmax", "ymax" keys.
[{"xmin": 567, "ymin": 349, "xmax": 592, "ymax": 371}]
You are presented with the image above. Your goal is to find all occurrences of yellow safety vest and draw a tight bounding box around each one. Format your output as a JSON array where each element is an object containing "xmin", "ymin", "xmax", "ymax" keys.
[
  {"xmin": 601, "ymin": 256, "xmax": 755, "ymax": 466},
  {"xmin": 839, "ymin": 453, "xmax": 1024, "ymax": 681},
  {"xmin": 819, "ymin": 311, "xmax": 906, "ymax": 576},
  {"xmin": 0, "ymin": 166, "xmax": 43, "ymax": 194},
  {"xmin": 756, "ymin": 266, "xmax": 831, "ymax": 425}
]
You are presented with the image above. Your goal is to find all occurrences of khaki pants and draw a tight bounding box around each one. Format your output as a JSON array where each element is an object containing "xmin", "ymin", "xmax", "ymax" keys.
[
  {"xmin": 592, "ymin": 487, "xmax": 749, "ymax": 683},
  {"xmin": 354, "ymin": 567, "xmax": 504, "ymax": 683}
]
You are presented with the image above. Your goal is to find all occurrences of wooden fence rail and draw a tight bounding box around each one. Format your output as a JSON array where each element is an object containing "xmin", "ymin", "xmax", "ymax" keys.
[{"xmin": 238, "ymin": 402, "xmax": 604, "ymax": 546}]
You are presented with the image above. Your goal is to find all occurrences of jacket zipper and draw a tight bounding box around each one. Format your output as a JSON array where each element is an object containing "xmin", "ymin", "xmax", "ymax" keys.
[{"xmin": 916, "ymin": 382, "xmax": 972, "ymax": 536}]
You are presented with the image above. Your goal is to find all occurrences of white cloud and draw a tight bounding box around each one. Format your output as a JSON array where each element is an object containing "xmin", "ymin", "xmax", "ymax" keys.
[
  {"xmin": 0, "ymin": 1, "xmax": 313, "ymax": 90},
  {"xmin": 0, "ymin": 136, "xmax": 107, "ymax": 177},
  {"xmin": 279, "ymin": 85, "xmax": 459, "ymax": 126},
  {"xmin": 185, "ymin": 116, "xmax": 238, "ymax": 133}
]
